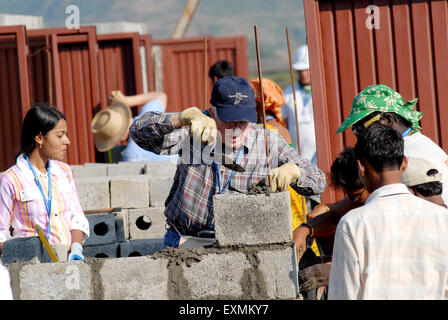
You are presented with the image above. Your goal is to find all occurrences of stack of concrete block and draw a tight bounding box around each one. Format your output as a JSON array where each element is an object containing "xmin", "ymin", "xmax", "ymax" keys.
[
  {"xmin": 70, "ymin": 161, "xmax": 177, "ymax": 260},
  {"xmin": 72, "ymin": 161, "xmax": 177, "ymax": 211},
  {"xmin": 5, "ymin": 191, "xmax": 299, "ymax": 300}
]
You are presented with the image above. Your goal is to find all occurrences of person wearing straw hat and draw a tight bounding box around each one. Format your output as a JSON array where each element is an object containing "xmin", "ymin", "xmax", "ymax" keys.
[
  {"xmin": 91, "ymin": 101, "xmax": 133, "ymax": 154},
  {"xmin": 282, "ymin": 44, "xmax": 317, "ymax": 165},
  {"xmin": 106, "ymin": 90, "xmax": 179, "ymax": 162},
  {"xmin": 130, "ymin": 76, "xmax": 326, "ymax": 248}
]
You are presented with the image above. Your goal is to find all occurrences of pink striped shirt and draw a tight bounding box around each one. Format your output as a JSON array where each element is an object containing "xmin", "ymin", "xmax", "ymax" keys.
[{"xmin": 0, "ymin": 154, "xmax": 89, "ymax": 248}]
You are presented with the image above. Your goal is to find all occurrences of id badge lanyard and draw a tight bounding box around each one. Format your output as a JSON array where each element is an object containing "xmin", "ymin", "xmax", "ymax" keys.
[
  {"xmin": 25, "ymin": 156, "xmax": 52, "ymax": 240},
  {"xmin": 214, "ymin": 148, "xmax": 244, "ymax": 194}
]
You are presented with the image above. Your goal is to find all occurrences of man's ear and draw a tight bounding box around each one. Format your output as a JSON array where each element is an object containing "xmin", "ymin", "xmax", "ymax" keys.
[
  {"xmin": 357, "ymin": 159, "xmax": 366, "ymax": 177},
  {"xmin": 400, "ymin": 155, "xmax": 408, "ymax": 173}
]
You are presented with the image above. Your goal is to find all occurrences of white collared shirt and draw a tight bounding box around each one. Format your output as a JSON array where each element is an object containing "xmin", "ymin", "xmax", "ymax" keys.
[{"xmin": 328, "ymin": 183, "xmax": 448, "ymax": 300}]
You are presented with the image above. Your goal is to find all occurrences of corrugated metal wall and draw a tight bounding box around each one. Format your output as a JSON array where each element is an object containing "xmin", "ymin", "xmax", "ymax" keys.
[
  {"xmin": 153, "ymin": 36, "xmax": 249, "ymax": 112},
  {"xmin": 28, "ymin": 27, "xmax": 100, "ymax": 166},
  {"xmin": 304, "ymin": 0, "xmax": 448, "ymax": 203},
  {"xmin": 0, "ymin": 26, "xmax": 31, "ymax": 171}
]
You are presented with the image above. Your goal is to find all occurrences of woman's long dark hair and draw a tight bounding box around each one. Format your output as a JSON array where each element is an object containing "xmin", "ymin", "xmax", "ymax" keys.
[{"xmin": 19, "ymin": 103, "xmax": 66, "ymax": 156}]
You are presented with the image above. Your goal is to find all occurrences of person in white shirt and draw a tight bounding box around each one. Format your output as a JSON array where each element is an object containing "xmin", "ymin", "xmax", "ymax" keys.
[
  {"xmin": 328, "ymin": 123, "xmax": 448, "ymax": 300},
  {"xmin": 294, "ymin": 84, "xmax": 448, "ymax": 262},
  {"xmin": 0, "ymin": 263, "xmax": 12, "ymax": 300},
  {"xmin": 282, "ymin": 44, "xmax": 317, "ymax": 164}
]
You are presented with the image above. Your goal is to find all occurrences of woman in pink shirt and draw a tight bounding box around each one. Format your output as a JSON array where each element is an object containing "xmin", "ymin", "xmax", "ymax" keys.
[{"xmin": 0, "ymin": 104, "xmax": 89, "ymax": 261}]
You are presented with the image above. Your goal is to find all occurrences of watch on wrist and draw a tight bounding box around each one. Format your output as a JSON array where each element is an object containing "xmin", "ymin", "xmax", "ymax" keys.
[{"xmin": 301, "ymin": 222, "xmax": 315, "ymax": 238}]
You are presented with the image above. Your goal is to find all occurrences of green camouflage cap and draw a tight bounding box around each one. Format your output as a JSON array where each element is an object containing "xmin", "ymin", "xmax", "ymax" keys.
[{"xmin": 336, "ymin": 84, "xmax": 422, "ymax": 134}]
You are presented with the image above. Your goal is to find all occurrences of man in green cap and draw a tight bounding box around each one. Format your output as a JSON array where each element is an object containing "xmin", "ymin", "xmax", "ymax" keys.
[
  {"xmin": 295, "ymin": 84, "xmax": 448, "ymax": 260},
  {"xmin": 336, "ymin": 84, "xmax": 448, "ymax": 206}
]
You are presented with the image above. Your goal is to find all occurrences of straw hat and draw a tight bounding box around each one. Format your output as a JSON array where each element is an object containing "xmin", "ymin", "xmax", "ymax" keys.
[{"xmin": 91, "ymin": 102, "xmax": 132, "ymax": 152}]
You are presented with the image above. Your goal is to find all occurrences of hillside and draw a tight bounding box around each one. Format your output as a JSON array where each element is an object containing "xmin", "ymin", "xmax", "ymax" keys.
[{"xmin": 1, "ymin": 0, "xmax": 307, "ymax": 76}]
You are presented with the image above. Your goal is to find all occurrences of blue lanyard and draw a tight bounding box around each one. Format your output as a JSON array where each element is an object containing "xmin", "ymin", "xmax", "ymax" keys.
[
  {"xmin": 214, "ymin": 148, "xmax": 244, "ymax": 194},
  {"xmin": 25, "ymin": 155, "xmax": 52, "ymax": 239},
  {"xmin": 402, "ymin": 128, "xmax": 412, "ymax": 138}
]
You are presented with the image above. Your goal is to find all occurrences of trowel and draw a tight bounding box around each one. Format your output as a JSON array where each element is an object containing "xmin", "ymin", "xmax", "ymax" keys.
[{"xmin": 210, "ymin": 151, "xmax": 245, "ymax": 172}]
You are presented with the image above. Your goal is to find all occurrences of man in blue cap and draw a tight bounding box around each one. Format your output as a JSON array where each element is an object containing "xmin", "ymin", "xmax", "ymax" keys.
[{"xmin": 130, "ymin": 76, "xmax": 326, "ymax": 247}]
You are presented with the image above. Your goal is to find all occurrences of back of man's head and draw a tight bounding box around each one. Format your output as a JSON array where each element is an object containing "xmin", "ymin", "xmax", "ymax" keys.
[
  {"xmin": 354, "ymin": 123, "xmax": 404, "ymax": 172},
  {"xmin": 209, "ymin": 60, "xmax": 235, "ymax": 82},
  {"xmin": 402, "ymin": 157, "xmax": 443, "ymax": 197},
  {"xmin": 331, "ymin": 146, "xmax": 364, "ymax": 191}
]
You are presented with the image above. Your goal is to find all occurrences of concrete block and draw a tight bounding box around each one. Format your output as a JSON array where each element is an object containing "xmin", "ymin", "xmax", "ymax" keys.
[
  {"xmin": 1, "ymin": 237, "xmax": 68, "ymax": 264},
  {"xmin": 149, "ymin": 176, "xmax": 173, "ymax": 207},
  {"xmin": 75, "ymin": 177, "xmax": 110, "ymax": 211},
  {"xmin": 114, "ymin": 209, "xmax": 129, "ymax": 242},
  {"xmin": 84, "ymin": 213, "xmax": 116, "ymax": 246},
  {"xmin": 83, "ymin": 243, "xmax": 119, "ymax": 258},
  {"xmin": 107, "ymin": 163, "xmax": 146, "ymax": 176},
  {"xmin": 71, "ymin": 164, "xmax": 107, "ymax": 179},
  {"xmin": 257, "ymin": 245, "xmax": 299, "ymax": 299},
  {"xmin": 128, "ymin": 207, "xmax": 166, "ymax": 239},
  {"xmin": 182, "ymin": 252, "xmax": 251, "ymax": 299},
  {"xmin": 99, "ymin": 256, "xmax": 169, "ymax": 299},
  {"xmin": 213, "ymin": 191, "xmax": 293, "ymax": 246},
  {"xmin": 110, "ymin": 176, "xmax": 149, "ymax": 208},
  {"xmin": 145, "ymin": 161, "xmax": 177, "ymax": 179},
  {"xmin": 8, "ymin": 261, "xmax": 93, "ymax": 300},
  {"xmin": 119, "ymin": 239, "xmax": 164, "ymax": 257}
]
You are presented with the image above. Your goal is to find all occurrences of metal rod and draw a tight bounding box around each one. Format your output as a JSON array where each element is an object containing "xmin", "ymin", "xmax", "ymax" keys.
[
  {"xmin": 204, "ymin": 37, "xmax": 208, "ymax": 109},
  {"xmin": 286, "ymin": 27, "xmax": 308, "ymax": 223},
  {"xmin": 254, "ymin": 25, "xmax": 272, "ymax": 188},
  {"xmin": 286, "ymin": 27, "xmax": 301, "ymax": 157}
]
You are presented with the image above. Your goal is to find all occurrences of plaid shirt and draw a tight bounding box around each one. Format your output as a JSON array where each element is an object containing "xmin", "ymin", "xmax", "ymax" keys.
[{"xmin": 130, "ymin": 111, "xmax": 326, "ymax": 233}]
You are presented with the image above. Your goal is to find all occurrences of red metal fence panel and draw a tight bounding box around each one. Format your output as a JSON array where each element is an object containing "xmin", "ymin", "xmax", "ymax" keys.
[
  {"xmin": 0, "ymin": 26, "xmax": 31, "ymax": 171},
  {"xmin": 304, "ymin": 0, "xmax": 448, "ymax": 203},
  {"xmin": 0, "ymin": 26, "xmax": 248, "ymax": 171},
  {"xmin": 153, "ymin": 36, "xmax": 249, "ymax": 112},
  {"xmin": 27, "ymin": 27, "xmax": 100, "ymax": 166}
]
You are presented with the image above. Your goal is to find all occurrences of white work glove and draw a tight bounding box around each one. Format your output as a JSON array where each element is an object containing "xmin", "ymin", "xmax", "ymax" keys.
[
  {"xmin": 263, "ymin": 162, "xmax": 302, "ymax": 192},
  {"xmin": 180, "ymin": 107, "xmax": 217, "ymax": 145},
  {"xmin": 68, "ymin": 242, "xmax": 84, "ymax": 261}
]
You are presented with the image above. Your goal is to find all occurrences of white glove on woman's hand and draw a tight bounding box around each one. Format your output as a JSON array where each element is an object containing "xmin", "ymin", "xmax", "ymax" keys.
[{"xmin": 68, "ymin": 242, "xmax": 84, "ymax": 261}]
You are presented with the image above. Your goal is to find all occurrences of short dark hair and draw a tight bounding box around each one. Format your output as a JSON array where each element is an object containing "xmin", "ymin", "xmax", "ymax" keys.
[
  {"xmin": 354, "ymin": 123, "xmax": 404, "ymax": 172},
  {"xmin": 330, "ymin": 147, "xmax": 363, "ymax": 191},
  {"xmin": 410, "ymin": 169, "xmax": 443, "ymax": 197},
  {"xmin": 209, "ymin": 60, "xmax": 235, "ymax": 82},
  {"xmin": 20, "ymin": 103, "xmax": 66, "ymax": 155}
]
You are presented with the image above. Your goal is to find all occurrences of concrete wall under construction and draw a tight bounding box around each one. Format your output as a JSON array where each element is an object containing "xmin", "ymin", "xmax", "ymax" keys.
[{"xmin": 1, "ymin": 161, "xmax": 299, "ymax": 300}]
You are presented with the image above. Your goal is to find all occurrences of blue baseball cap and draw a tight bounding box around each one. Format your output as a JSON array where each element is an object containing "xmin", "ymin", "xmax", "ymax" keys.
[{"xmin": 210, "ymin": 76, "xmax": 257, "ymax": 123}]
